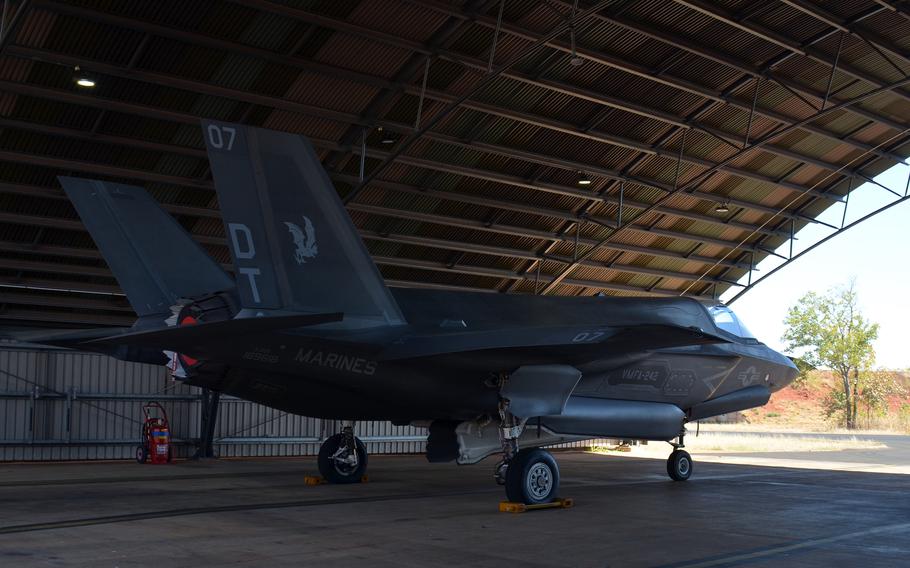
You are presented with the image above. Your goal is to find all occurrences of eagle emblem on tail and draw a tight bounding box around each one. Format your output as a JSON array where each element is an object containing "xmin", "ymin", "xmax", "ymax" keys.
[{"xmin": 284, "ymin": 216, "xmax": 318, "ymax": 264}]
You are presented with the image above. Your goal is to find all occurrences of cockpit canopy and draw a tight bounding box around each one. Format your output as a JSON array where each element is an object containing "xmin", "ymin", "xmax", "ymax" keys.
[{"xmin": 705, "ymin": 304, "xmax": 755, "ymax": 339}]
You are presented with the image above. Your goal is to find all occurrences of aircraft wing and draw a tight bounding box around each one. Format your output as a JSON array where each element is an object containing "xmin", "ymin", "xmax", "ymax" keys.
[
  {"xmin": 380, "ymin": 323, "xmax": 728, "ymax": 362},
  {"xmin": 85, "ymin": 312, "xmax": 343, "ymax": 356}
]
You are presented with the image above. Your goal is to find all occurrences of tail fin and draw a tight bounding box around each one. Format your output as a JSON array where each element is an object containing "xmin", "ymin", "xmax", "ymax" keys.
[
  {"xmin": 59, "ymin": 177, "xmax": 235, "ymax": 318},
  {"xmin": 202, "ymin": 120, "xmax": 405, "ymax": 327}
]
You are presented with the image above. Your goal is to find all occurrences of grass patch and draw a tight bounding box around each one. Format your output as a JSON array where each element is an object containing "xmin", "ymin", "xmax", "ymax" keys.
[
  {"xmin": 589, "ymin": 433, "xmax": 887, "ymax": 455},
  {"xmin": 678, "ymin": 433, "xmax": 884, "ymax": 453}
]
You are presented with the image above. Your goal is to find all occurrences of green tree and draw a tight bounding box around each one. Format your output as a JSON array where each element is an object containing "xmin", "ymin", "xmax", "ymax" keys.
[
  {"xmin": 857, "ymin": 370, "xmax": 906, "ymax": 425},
  {"xmin": 782, "ymin": 282, "xmax": 879, "ymax": 429}
]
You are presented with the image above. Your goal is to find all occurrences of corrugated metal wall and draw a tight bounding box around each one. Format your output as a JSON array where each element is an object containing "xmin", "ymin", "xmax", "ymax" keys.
[
  {"xmin": 1, "ymin": 347, "xmax": 601, "ymax": 462},
  {"xmin": 0, "ymin": 347, "xmax": 428, "ymax": 461}
]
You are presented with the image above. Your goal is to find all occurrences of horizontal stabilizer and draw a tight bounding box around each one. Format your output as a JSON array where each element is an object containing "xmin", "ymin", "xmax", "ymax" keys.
[
  {"xmin": 87, "ymin": 312, "xmax": 343, "ymax": 352},
  {"xmin": 10, "ymin": 327, "xmax": 131, "ymax": 349}
]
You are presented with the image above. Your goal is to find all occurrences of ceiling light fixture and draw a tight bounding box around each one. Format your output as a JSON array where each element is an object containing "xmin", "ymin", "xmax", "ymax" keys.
[
  {"xmin": 715, "ymin": 202, "xmax": 730, "ymax": 213},
  {"xmin": 377, "ymin": 127, "xmax": 396, "ymax": 144},
  {"xmin": 73, "ymin": 66, "xmax": 95, "ymax": 88},
  {"xmin": 577, "ymin": 173, "xmax": 592, "ymax": 185}
]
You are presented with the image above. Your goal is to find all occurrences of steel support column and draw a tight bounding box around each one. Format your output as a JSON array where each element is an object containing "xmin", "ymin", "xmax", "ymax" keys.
[{"xmin": 194, "ymin": 389, "xmax": 221, "ymax": 460}]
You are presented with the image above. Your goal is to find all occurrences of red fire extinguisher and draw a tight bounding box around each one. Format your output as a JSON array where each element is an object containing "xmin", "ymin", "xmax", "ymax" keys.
[{"xmin": 136, "ymin": 401, "xmax": 173, "ymax": 464}]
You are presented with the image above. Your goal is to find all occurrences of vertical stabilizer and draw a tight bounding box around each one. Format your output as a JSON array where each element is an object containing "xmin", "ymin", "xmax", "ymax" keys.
[
  {"xmin": 59, "ymin": 177, "xmax": 234, "ymax": 317},
  {"xmin": 202, "ymin": 120, "xmax": 405, "ymax": 327}
]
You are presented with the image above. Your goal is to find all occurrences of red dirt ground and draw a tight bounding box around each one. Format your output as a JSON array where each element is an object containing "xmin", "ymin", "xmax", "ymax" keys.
[{"xmin": 741, "ymin": 371, "xmax": 910, "ymax": 430}]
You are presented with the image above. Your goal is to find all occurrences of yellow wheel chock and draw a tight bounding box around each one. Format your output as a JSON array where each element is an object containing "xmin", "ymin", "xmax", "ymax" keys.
[
  {"xmin": 498, "ymin": 497, "xmax": 573, "ymax": 513},
  {"xmin": 304, "ymin": 475, "xmax": 369, "ymax": 485}
]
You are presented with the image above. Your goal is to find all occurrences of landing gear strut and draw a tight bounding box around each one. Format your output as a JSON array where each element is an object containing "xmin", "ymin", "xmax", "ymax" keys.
[
  {"xmin": 666, "ymin": 432, "xmax": 693, "ymax": 481},
  {"xmin": 494, "ymin": 399, "xmax": 560, "ymax": 504},
  {"xmin": 317, "ymin": 422, "xmax": 368, "ymax": 484}
]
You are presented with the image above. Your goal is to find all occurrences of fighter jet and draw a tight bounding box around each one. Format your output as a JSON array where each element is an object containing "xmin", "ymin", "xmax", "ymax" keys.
[{"xmin": 28, "ymin": 121, "xmax": 798, "ymax": 505}]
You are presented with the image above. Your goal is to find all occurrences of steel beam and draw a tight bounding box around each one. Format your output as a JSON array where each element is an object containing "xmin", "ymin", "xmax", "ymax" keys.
[
  {"xmin": 19, "ymin": 2, "xmax": 884, "ymax": 184},
  {"xmin": 349, "ymin": 202, "xmax": 774, "ymax": 254},
  {"xmin": 0, "ymin": 307, "xmax": 135, "ymax": 326},
  {"xmin": 0, "ymin": 124, "xmax": 804, "ymax": 243},
  {"xmin": 0, "ymin": 290, "xmax": 132, "ymax": 311},
  {"xmin": 30, "ymin": 1, "xmax": 877, "ymax": 178},
  {"xmin": 553, "ymin": 0, "xmax": 910, "ymax": 124},
  {"xmin": 0, "ymin": 88, "xmax": 843, "ymax": 215},
  {"xmin": 778, "ymin": 0, "xmax": 910, "ymax": 67},
  {"xmin": 728, "ymin": 192, "xmax": 910, "ymax": 304},
  {"xmin": 86, "ymin": 0, "xmax": 893, "ymax": 165},
  {"xmin": 0, "ymin": 0, "xmax": 29, "ymax": 52},
  {"xmin": 1, "ymin": 228, "xmax": 741, "ymax": 288},
  {"xmin": 0, "ymin": 207, "xmax": 743, "ymax": 290},
  {"xmin": 0, "ymin": 276, "xmax": 122, "ymax": 296},
  {"xmin": 421, "ymin": 127, "xmax": 842, "ymax": 202},
  {"xmin": 0, "ymin": 245, "xmax": 711, "ymax": 299},
  {"xmin": 0, "ymin": 180, "xmax": 752, "ymax": 271},
  {"xmin": 721, "ymin": 137, "xmax": 910, "ymax": 299},
  {"xmin": 538, "ymin": 69, "xmax": 910, "ymax": 294},
  {"xmin": 0, "ymin": 116, "xmax": 206, "ymax": 159},
  {"xmin": 674, "ymin": 0, "xmax": 910, "ymax": 106},
  {"xmin": 319, "ymin": 0, "xmax": 496, "ymax": 176},
  {"xmin": 399, "ymin": 0, "xmax": 908, "ymax": 158},
  {"xmin": 701, "ymin": 143, "xmax": 910, "ymax": 297}
]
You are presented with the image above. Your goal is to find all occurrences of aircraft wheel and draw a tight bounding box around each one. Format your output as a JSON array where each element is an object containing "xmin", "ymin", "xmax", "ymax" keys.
[
  {"xmin": 505, "ymin": 448, "xmax": 560, "ymax": 505},
  {"xmin": 135, "ymin": 445, "xmax": 148, "ymax": 464},
  {"xmin": 318, "ymin": 433, "xmax": 368, "ymax": 484},
  {"xmin": 667, "ymin": 449, "xmax": 692, "ymax": 481}
]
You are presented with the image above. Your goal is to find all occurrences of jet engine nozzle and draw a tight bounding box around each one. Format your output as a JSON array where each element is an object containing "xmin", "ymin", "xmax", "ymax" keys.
[{"xmin": 166, "ymin": 291, "xmax": 238, "ymax": 376}]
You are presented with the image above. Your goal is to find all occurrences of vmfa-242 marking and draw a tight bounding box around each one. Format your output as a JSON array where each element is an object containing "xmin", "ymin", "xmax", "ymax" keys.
[{"xmin": 32, "ymin": 121, "xmax": 799, "ymax": 505}]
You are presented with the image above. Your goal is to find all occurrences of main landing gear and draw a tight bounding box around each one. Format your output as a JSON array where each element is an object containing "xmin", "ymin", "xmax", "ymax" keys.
[
  {"xmin": 494, "ymin": 401, "xmax": 560, "ymax": 505},
  {"xmin": 317, "ymin": 422, "xmax": 368, "ymax": 484},
  {"xmin": 666, "ymin": 432, "xmax": 693, "ymax": 482}
]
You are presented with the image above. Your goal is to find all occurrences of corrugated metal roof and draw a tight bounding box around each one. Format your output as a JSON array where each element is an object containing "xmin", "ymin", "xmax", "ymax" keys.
[{"xmin": 0, "ymin": 0, "xmax": 908, "ymax": 325}]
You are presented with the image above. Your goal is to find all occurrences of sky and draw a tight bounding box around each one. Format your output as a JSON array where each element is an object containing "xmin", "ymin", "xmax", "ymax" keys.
[{"xmin": 721, "ymin": 163, "xmax": 910, "ymax": 370}]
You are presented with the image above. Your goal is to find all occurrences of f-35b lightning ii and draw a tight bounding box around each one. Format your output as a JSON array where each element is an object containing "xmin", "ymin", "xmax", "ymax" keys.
[{"xmin": 34, "ymin": 121, "xmax": 798, "ymax": 505}]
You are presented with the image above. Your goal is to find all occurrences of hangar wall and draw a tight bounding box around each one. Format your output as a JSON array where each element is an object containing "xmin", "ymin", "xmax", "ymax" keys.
[
  {"xmin": 1, "ymin": 347, "xmax": 603, "ymax": 461},
  {"xmin": 0, "ymin": 347, "xmax": 427, "ymax": 461}
]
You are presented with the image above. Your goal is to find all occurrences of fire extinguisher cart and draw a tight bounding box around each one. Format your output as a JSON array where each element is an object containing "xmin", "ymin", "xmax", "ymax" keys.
[{"xmin": 136, "ymin": 401, "xmax": 173, "ymax": 464}]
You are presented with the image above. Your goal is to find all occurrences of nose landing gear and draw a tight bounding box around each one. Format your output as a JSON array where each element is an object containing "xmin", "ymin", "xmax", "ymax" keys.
[{"xmin": 666, "ymin": 433, "xmax": 693, "ymax": 481}]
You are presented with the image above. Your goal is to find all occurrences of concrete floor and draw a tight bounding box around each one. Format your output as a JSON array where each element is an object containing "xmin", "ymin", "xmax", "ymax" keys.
[{"xmin": 1, "ymin": 445, "xmax": 909, "ymax": 567}]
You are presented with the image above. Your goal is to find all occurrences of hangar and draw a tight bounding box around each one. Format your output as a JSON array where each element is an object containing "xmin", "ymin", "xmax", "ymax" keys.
[{"xmin": 0, "ymin": 0, "xmax": 908, "ymax": 564}]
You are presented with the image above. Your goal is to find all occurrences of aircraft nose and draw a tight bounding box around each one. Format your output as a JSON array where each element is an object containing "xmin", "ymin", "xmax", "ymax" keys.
[{"xmin": 780, "ymin": 355, "xmax": 800, "ymax": 387}]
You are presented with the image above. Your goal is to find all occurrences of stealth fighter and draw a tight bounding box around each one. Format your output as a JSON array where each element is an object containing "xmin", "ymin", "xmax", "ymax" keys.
[{"xmin": 32, "ymin": 122, "xmax": 798, "ymax": 504}]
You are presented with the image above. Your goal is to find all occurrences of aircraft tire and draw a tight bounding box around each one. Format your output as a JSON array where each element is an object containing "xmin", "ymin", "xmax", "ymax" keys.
[
  {"xmin": 318, "ymin": 433, "xmax": 368, "ymax": 484},
  {"xmin": 504, "ymin": 448, "xmax": 560, "ymax": 505},
  {"xmin": 667, "ymin": 449, "xmax": 692, "ymax": 481}
]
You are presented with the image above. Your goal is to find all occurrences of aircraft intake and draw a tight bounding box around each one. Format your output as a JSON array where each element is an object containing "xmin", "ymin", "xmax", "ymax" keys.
[{"xmin": 687, "ymin": 385, "xmax": 770, "ymax": 421}]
